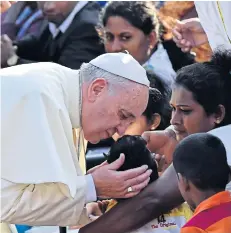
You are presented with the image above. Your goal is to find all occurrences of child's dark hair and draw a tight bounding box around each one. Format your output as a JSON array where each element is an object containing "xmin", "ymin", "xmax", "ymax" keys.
[
  {"xmin": 145, "ymin": 71, "xmax": 171, "ymax": 130},
  {"xmin": 175, "ymin": 49, "xmax": 231, "ymax": 127},
  {"xmin": 106, "ymin": 135, "xmax": 159, "ymax": 183},
  {"xmin": 100, "ymin": 1, "xmax": 159, "ymax": 39},
  {"xmin": 173, "ymin": 133, "xmax": 230, "ymax": 192}
]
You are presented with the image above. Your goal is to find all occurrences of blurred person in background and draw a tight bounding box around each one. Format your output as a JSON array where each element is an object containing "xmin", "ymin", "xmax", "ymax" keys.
[
  {"xmin": 0, "ymin": 1, "xmax": 16, "ymax": 13},
  {"xmin": 1, "ymin": 1, "xmax": 104, "ymax": 69},
  {"xmin": 99, "ymin": 1, "xmax": 195, "ymax": 86},
  {"xmin": 1, "ymin": 1, "xmax": 43, "ymax": 41}
]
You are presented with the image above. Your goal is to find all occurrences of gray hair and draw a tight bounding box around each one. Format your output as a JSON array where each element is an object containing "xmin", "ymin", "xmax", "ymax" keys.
[{"xmin": 80, "ymin": 63, "xmax": 134, "ymax": 94}]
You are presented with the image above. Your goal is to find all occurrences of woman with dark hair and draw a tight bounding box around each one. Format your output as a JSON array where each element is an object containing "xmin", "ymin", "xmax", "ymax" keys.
[
  {"xmin": 79, "ymin": 49, "xmax": 231, "ymax": 233},
  {"xmin": 99, "ymin": 1, "xmax": 195, "ymax": 85}
]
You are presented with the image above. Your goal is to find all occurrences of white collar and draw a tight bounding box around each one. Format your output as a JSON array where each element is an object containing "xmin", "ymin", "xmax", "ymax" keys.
[
  {"xmin": 143, "ymin": 43, "xmax": 176, "ymax": 85},
  {"xmin": 49, "ymin": 1, "xmax": 88, "ymax": 38}
]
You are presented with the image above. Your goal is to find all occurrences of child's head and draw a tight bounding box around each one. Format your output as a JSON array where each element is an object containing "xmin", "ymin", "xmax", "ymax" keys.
[
  {"xmin": 173, "ymin": 133, "xmax": 230, "ymax": 209},
  {"xmin": 106, "ymin": 135, "xmax": 159, "ymax": 183}
]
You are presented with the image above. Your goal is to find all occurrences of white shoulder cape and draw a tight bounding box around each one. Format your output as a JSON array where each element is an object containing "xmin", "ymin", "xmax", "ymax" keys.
[{"xmin": 1, "ymin": 62, "xmax": 84, "ymax": 197}]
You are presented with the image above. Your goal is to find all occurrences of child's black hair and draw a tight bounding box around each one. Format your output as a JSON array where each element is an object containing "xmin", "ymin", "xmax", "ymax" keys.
[
  {"xmin": 175, "ymin": 49, "xmax": 231, "ymax": 127},
  {"xmin": 173, "ymin": 133, "xmax": 230, "ymax": 192},
  {"xmin": 106, "ymin": 135, "xmax": 159, "ymax": 183},
  {"xmin": 145, "ymin": 71, "xmax": 171, "ymax": 130}
]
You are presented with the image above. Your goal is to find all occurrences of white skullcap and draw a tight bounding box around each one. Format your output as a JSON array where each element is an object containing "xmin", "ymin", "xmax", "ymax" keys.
[{"xmin": 89, "ymin": 52, "xmax": 150, "ymax": 87}]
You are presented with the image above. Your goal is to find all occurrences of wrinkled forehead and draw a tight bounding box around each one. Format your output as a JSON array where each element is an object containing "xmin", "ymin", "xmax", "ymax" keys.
[{"xmin": 118, "ymin": 85, "xmax": 149, "ymax": 117}]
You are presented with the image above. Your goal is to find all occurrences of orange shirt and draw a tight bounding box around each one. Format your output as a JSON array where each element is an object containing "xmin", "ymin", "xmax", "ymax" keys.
[{"xmin": 181, "ymin": 191, "xmax": 231, "ymax": 233}]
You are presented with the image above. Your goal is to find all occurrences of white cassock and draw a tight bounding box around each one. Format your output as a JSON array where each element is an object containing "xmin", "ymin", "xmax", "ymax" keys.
[
  {"xmin": 209, "ymin": 125, "xmax": 231, "ymax": 192},
  {"xmin": 1, "ymin": 62, "xmax": 94, "ymax": 228}
]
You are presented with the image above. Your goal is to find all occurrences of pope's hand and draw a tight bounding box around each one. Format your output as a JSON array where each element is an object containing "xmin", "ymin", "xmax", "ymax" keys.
[
  {"xmin": 172, "ymin": 18, "xmax": 208, "ymax": 52},
  {"xmin": 90, "ymin": 154, "xmax": 152, "ymax": 199}
]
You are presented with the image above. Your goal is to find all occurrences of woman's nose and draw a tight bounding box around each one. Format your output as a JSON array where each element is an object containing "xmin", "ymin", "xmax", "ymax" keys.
[
  {"xmin": 170, "ymin": 110, "xmax": 181, "ymax": 126},
  {"xmin": 110, "ymin": 39, "xmax": 123, "ymax": 53}
]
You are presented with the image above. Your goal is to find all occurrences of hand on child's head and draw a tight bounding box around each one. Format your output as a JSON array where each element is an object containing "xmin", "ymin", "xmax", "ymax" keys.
[{"xmin": 107, "ymin": 135, "xmax": 159, "ymax": 182}]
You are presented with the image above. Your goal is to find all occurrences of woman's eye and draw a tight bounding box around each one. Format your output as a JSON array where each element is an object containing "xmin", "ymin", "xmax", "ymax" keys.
[
  {"xmin": 181, "ymin": 109, "xmax": 192, "ymax": 114},
  {"xmin": 105, "ymin": 34, "xmax": 113, "ymax": 42},
  {"xmin": 121, "ymin": 36, "xmax": 131, "ymax": 41}
]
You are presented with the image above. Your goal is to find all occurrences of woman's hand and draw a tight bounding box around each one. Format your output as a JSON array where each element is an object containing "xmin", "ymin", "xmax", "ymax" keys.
[{"xmin": 142, "ymin": 128, "xmax": 178, "ymax": 165}]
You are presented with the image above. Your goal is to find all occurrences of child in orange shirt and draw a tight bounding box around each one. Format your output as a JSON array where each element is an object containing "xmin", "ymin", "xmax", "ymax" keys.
[{"xmin": 173, "ymin": 133, "xmax": 231, "ymax": 233}]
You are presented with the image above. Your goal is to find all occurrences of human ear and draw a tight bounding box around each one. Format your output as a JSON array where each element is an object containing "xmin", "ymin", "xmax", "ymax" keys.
[
  {"xmin": 150, "ymin": 113, "xmax": 161, "ymax": 130},
  {"xmin": 87, "ymin": 78, "xmax": 108, "ymax": 102},
  {"xmin": 214, "ymin": 104, "xmax": 225, "ymax": 125},
  {"xmin": 148, "ymin": 31, "xmax": 157, "ymax": 51}
]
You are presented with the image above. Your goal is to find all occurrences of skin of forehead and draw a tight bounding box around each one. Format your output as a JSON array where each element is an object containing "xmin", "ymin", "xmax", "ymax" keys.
[{"xmin": 170, "ymin": 86, "xmax": 197, "ymax": 107}]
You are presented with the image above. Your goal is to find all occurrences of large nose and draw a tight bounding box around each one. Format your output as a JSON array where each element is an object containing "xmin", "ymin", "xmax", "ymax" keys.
[
  {"xmin": 170, "ymin": 109, "xmax": 182, "ymax": 126},
  {"xmin": 110, "ymin": 39, "xmax": 123, "ymax": 53}
]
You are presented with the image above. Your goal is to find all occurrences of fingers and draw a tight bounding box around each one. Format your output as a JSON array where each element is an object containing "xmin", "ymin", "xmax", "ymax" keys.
[
  {"xmin": 87, "ymin": 160, "xmax": 108, "ymax": 174},
  {"xmin": 128, "ymin": 177, "xmax": 150, "ymax": 193},
  {"xmin": 107, "ymin": 153, "xmax": 125, "ymax": 170},
  {"xmin": 89, "ymin": 215, "xmax": 100, "ymax": 221},
  {"xmin": 173, "ymin": 35, "xmax": 192, "ymax": 51},
  {"xmin": 124, "ymin": 190, "xmax": 140, "ymax": 198},
  {"xmin": 172, "ymin": 28, "xmax": 182, "ymax": 41},
  {"xmin": 125, "ymin": 169, "xmax": 152, "ymax": 187},
  {"xmin": 155, "ymin": 153, "xmax": 162, "ymax": 162},
  {"xmin": 119, "ymin": 164, "xmax": 149, "ymax": 180},
  {"xmin": 182, "ymin": 47, "xmax": 191, "ymax": 53},
  {"xmin": 142, "ymin": 131, "xmax": 151, "ymax": 144}
]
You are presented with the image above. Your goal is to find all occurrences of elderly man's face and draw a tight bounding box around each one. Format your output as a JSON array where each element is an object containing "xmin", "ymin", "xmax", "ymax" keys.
[{"xmin": 82, "ymin": 79, "xmax": 149, "ymax": 144}]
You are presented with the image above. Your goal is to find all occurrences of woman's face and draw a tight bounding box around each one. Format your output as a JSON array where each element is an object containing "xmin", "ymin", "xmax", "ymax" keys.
[
  {"xmin": 104, "ymin": 16, "xmax": 155, "ymax": 64},
  {"xmin": 170, "ymin": 85, "xmax": 217, "ymax": 142}
]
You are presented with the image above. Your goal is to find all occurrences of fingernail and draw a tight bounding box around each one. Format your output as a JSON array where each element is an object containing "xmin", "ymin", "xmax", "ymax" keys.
[
  {"xmin": 148, "ymin": 169, "xmax": 153, "ymax": 174},
  {"xmin": 142, "ymin": 165, "xmax": 148, "ymax": 170}
]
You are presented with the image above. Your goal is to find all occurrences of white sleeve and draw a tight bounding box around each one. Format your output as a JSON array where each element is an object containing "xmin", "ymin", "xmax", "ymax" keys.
[
  {"xmin": 85, "ymin": 174, "xmax": 97, "ymax": 203},
  {"xmin": 209, "ymin": 125, "xmax": 231, "ymax": 166},
  {"xmin": 1, "ymin": 77, "xmax": 91, "ymax": 225},
  {"xmin": 1, "ymin": 179, "xmax": 92, "ymax": 226}
]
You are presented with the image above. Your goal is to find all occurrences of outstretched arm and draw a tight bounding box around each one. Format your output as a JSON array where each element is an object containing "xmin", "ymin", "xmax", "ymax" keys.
[{"xmin": 79, "ymin": 164, "xmax": 184, "ymax": 233}]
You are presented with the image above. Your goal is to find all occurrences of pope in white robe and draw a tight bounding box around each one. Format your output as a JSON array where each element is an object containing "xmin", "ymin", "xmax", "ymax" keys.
[{"xmin": 1, "ymin": 52, "xmax": 151, "ymax": 230}]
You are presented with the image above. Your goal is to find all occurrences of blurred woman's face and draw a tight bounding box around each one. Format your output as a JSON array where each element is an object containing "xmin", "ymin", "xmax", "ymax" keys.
[
  {"xmin": 113, "ymin": 115, "xmax": 159, "ymax": 141},
  {"xmin": 170, "ymin": 85, "xmax": 217, "ymax": 142},
  {"xmin": 104, "ymin": 16, "xmax": 155, "ymax": 64}
]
